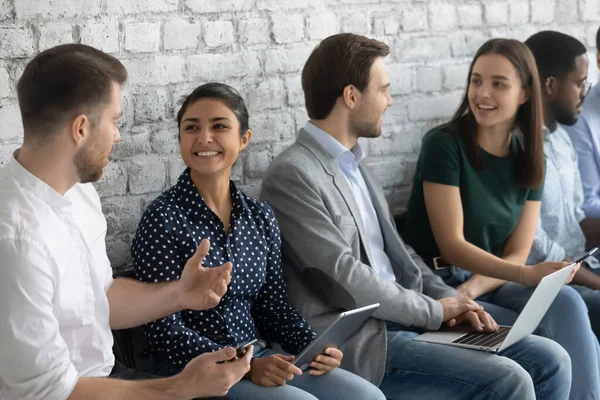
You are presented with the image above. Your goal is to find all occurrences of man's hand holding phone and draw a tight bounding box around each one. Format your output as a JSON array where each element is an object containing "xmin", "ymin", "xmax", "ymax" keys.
[{"xmin": 217, "ymin": 339, "xmax": 257, "ymax": 364}]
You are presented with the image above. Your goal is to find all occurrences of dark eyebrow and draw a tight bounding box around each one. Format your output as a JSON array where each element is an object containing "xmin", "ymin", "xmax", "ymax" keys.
[
  {"xmin": 381, "ymin": 82, "xmax": 391, "ymax": 89},
  {"xmin": 182, "ymin": 117, "xmax": 232, "ymax": 124},
  {"xmin": 210, "ymin": 117, "xmax": 232, "ymax": 123},
  {"xmin": 471, "ymin": 72, "xmax": 509, "ymax": 81}
]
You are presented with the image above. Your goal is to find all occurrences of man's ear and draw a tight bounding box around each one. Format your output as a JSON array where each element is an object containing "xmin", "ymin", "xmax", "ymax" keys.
[
  {"xmin": 70, "ymin": 114, "xmax": 90, "ymax": 145},
  {"xmin": 544, "ymin": 76, "xmax": 557, "ymax": 98},
  {"xmin": 342, "ymin": 85, "xmax": 359, "ymax": 110}
]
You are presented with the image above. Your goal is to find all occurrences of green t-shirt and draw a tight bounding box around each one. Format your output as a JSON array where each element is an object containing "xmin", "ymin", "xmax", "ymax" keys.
[{"xmin": 403, "ymin": 126, "xmax": 543, "ymax": 260}]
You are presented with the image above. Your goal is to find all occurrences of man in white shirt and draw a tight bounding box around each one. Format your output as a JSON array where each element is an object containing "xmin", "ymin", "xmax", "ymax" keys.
[{"xmin": 0, "ymin": 43, "xmax": 250, "ymax": 400}]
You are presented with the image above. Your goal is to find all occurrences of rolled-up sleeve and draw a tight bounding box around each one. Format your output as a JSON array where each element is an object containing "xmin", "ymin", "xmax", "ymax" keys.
[{"xmin": 0, "ymin": 238, "xmax": 78, "ymax": 400}]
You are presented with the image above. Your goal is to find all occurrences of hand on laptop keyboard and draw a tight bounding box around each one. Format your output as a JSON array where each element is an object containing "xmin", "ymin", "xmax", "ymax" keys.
[
  {"xmin": 438, "ymin": 296, "xmax": 499, "ymax": 332},
  {"xmin": 448, "ymin": 309, "xmax": 499, "ymax": 333}
]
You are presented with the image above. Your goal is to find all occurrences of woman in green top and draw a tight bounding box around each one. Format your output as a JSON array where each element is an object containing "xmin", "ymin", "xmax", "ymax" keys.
[{"xmin": 404, "ymin": 38, "xmax": 600, "ymax": 399}]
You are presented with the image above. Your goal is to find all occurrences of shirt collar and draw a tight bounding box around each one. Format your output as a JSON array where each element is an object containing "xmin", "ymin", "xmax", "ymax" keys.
[
  {"xmin": 303, "ymin": 121, "xmax": 366, "ymax": 165},
  {"xmin": 175, "ymin": 168, "xmax": 248, "ymax": 220},
  {"xmin": 544, "ymin": 124, "xmax": 568, "ymax": 139},
  {"xmin": 543, "ymin": 125, "xmax": 551, "ymax": 136},
  {"xmin": 6, "ymin": 150, "xmax": 72, "ymax": 209}
]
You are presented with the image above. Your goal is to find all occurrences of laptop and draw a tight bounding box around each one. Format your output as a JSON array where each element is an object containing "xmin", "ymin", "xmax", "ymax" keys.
[
  {"xmin": 294, "ymin": 303, "xmax": 380, "ymax": 370},
  {"xmin": 413, "ymin": 263, "xmax": 576, "ymax": 352}
]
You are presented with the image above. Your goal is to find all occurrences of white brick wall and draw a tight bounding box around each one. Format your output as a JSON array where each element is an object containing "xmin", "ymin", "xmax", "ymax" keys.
[
  {"xmin": 124, "ymin": 21, "xmax": 161, "ymax": 53},
  {"xmin": 37, "ymin": 23, "xmax": 73, "ymax": 51},
  {"xmin": 0, "ymin": 62, "xmax": 11, "ymax": 98},
  {"xmin": 306, "ymin": 12, "xmax": 338, "ymax": 40},
  {"xmin": 531, "ymin": 0, "xmax": 555, "ymax": 24},
  {"xmin": 430, "ymin": 3, "xmax": 457, "ymax": 31},
  {"xmin": 0, "ymin": 0, "xmax": 599, "ymax": 271},
  {"xmin": 15, "ymin": 0, "xmax": 102, "ymax": 19},
  {"xmin": 271, "ymin": 13, "xmax": 305, "ymax": 43},
  {"xmin": 485, "ymin": 3, "xmax": 509, "ymax": 26},
  {"xmin": 203, "ymin": 20, "xmax": 235, "ymax": 47},
  {"xmin": 457, "ymin": 4, "xmax": 483, "ymax": 28},
  {"xmin": 238, "ymin": 18, "xmax": 271, "ymax": 44},
  {"xmin": 163, "ymin": 18, "xmax": 201, "ymax": 51},
  {"xmin": 80, "ymin": 17, "xmax": 120, "ymax": 53},
  {"xmin": 0, "ymin": 26, "xmax": 35, "ymax": 57}
]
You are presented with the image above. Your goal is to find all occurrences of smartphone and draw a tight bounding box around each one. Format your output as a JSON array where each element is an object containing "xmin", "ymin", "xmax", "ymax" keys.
[
  {"xmin": 573, "ymin": 247, "xmax": 598, "ymax": 264},
  {"xmin": 235, "ymin": 338, "xmax": 258, "ymax": 357},
  {"xmin": 216, "ymin": 339, "xmax": 257, "ymax": 364}
]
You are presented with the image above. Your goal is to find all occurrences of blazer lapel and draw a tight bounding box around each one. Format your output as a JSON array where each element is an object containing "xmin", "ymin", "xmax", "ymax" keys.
[{"xmin": 296, "ymin": 130, "xmax": 374, "ymax": 266}]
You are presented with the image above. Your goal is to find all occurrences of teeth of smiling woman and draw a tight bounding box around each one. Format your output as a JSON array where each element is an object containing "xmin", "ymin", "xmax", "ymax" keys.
[
  {"xmin": 478, "ymin": 105, "xmax": 496, "ymax": 110},
  {"xmin": 195, "ymin": 151, "xmax": 219, "ymax": 156}
]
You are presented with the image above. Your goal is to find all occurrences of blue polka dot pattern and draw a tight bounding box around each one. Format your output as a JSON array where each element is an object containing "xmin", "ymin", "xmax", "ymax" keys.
[{"xmin": 132, "ymin": 169, "xmax": 316, "ymax": 369}]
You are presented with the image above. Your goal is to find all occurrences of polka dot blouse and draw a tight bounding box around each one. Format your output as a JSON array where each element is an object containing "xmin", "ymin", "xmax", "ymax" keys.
[{"xmin": 132, "ymin": 169, "xmax": 316, "ymax": 369}]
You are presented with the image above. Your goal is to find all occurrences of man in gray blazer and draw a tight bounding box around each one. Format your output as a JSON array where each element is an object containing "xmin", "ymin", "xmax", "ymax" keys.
[{"xmin": 260, "ymin": 33, "xmax": 571, "ymax": 399}]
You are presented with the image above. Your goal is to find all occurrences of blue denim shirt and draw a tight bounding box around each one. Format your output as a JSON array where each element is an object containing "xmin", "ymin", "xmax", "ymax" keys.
[
  {"xmin": 528, "ymin": 125, "xmax": 599, "ymax": 268},
  {"xmin": 563, "ymin": 82, "xmax": 600, "ymax": 218}
]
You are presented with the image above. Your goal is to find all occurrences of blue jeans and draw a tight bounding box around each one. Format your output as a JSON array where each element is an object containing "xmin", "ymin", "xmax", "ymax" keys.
[
  {"xmin": 380, "ymin": 322, "xmax": 571, "ymax": 400},
  {"xmin": 225, "ymin": 345, "xmax": 385, "ymax": 400},
  {"xmin": 150, "ymin": 345, "xmax": 384, "ymax": 400},
  {"xmin": 438, "ymin": 266, "xmax": 600, "ymax": 400},
  {"xmin": 571, "ymin": 265, "xmax": 600, "ymax": 342}
]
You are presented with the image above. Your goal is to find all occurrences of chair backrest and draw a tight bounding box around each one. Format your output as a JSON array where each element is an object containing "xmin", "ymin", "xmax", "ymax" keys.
[{"xmin": 394, "ymin": 211, "xmax": 407, "ymax": 234}]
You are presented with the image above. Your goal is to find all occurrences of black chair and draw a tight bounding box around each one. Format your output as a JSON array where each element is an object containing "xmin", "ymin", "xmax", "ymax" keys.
[{"xmin": 394, "ymin": 211, "xmax": 407, "ymax": 235}]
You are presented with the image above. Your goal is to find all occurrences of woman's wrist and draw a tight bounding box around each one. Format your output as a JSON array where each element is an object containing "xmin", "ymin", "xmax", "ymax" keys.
[
  {"xmin": 519, "ymin": 264, "xmax": 524, "ymax": 285},
  {"xmin": 244, "ymin": 356, "xmax": 256, "ymax": 379},
  {"xmin": 517, "ymin": 263, "xmax": 531, "ymax": 285},
  {"xmin": 456, "ymin": 282, "xmax": 473, "ymax": 299}
]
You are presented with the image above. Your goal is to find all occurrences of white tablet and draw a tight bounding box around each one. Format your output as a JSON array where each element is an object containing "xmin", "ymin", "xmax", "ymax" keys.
[{"xmin": 294, "ymin": 303, "xmax": 380, "ymax": 370}]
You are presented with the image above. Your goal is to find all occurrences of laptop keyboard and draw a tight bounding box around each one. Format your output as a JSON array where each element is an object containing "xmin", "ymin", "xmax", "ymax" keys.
[{"xmin": 451, "ymin": 326, "xmax": 511, "ymax": 348}]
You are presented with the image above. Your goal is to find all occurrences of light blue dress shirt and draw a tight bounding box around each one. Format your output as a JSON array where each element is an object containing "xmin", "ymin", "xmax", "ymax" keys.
[
  {"xmin": 304, "ymin": 121, "xmax": 397, "ymax": 281},
  {"xmin": 564, "ymin": 82, "xmax": 600, "ymax": 218},
  {"xmin": 528, "ymin": 125, "xmax": 599, "ymax": 268}
]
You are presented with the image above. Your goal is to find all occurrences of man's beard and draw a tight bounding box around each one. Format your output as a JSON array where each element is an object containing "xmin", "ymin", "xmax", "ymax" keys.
[
  {"xmin": 74, "ymin": 144, "xmax": 104, "ymax": 183},
  {"xmin": 351, "ymin": 113, "xmax": 381, "ymax": 139},
  {"xmin": 551, "ymin": 100, "xmax": 580, "ymax": 126}
]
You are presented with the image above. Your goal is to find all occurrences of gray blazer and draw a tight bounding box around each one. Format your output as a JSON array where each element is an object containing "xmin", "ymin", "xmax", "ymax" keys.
[{"xmin": 260, "ymin": 129, "xmax": 458, "ymax": 385}]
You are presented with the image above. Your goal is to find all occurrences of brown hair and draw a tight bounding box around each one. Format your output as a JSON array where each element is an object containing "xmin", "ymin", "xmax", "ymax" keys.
[
  {"xmin": 17, "ymin": 43, "xmax": 127, "ymax": 140},
  {"xmin": 445, "ymin": 38, "xmax": 544, "ymax": 189},
  {"xmin": 301, "ymin": 33, "xmax": 389, "ymax": 120}
]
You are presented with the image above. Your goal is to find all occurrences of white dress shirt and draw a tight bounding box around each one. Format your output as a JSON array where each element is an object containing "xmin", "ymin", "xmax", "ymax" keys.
[
  {"xmin": 304, "ymin": 121, "xmax": 397, "ymax": 281},
  {"xmin": 0, "ymin": 155, "xmax": 115, "ymax": 400}
]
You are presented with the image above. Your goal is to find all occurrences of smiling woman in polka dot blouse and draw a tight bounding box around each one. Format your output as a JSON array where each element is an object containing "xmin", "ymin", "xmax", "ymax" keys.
[{"xmin": 131, "ymin": 83, "xmax": 385, "ymax": 400}]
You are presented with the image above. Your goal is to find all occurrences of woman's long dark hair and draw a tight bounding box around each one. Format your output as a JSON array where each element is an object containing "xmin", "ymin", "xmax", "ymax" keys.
[{"xmin": 445, "ymin": 38, "xmax": 544, "ymax": 189}]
